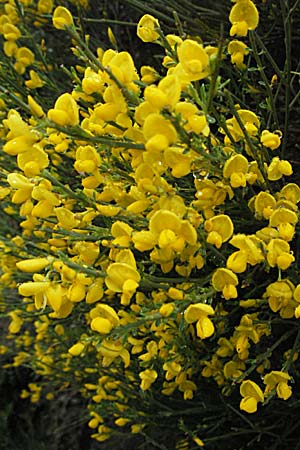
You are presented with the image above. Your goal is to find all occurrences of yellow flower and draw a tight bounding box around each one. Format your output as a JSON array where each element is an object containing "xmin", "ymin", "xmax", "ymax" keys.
[
  {"xmin": 139, "ymin": 369, "xmax": 158, "ymax": 390},
  {"xmin": 111, "ymin": 221, "xmax": 133, "ymax": 247},
  {"xmin": 143, "ymin": 113, "xmax": 177, "ymax": 152},
  {"xmin": 269, "ymin": 208, "xmax": 297, "ymax": 241},
  {"xmin": 86, "ymin": 279, "xmax": 104, "ymax": 304},
  {"xmin": 194, "ymin": 179, "xmax": 232, "ymax": 214},
  {"xmin": 193, "ymin": 437, "xmax": 204, "ymax": 447},
  {"xmin": 17, "ymin": 145, "xmax": 49, "ymax": 176},
  {"xmin": 25, "ymin": 70, "xmax": 45, "ymax": 89},
  {"xmin": 105, "ymin": 262, "xmax": 140, "ymax": 304},
  {"xmin": 54, "ymin": 207, "xmax": 80, "ymax": 230},
  {"xmin": 18, "ymin": 280, "xmax": 50, "ymax": 297},
  {"xmin": 184, "ymin": 303, "xmax": 215, "ymax": 339},
  {"xmin": 204, "ymin": 214, "xmax": 234, "ymax": 248},
  {"xmin": 27, "ymin": 95, "xmax": 45, "ymax": 118},
  {"xmin": 228, "ymin": 40, "xmax": 249, "ymax": 69},
  {"xmin": 52, "ymin": 6, "xmax": 74, "ymax": 30},
  {"xmin": 227, "ymin": 234, "xmax": 264, "ymax": 273},
  {"xmin": 8, "ymin": 311, "xmax": 23, "ymax": 334},
  {"xmin": 106, "ymin": 51, "xmax": 137, "ymax": 85},
  {"xmin": 225, "ymin": 109, "xmax": 260, "ymax": 142},
  {"xmin": 267, "ymin": 157, "xmax": 292, "ymax": 181},
  {"xmin": 98, "ymin": 340, "xmax": 130, "ymax": 367},
  {"xmin": 3, "ymin": 23, "xmax": 21, "ymax": 41},
  {"xmin": 223, "ymin": 360, "xmax": 245, "ymax": 379},
  {"xmin": 265, "ymin": 279, "xmax": 295, "ymax": 318},
  {"xmin": 74, "ymin": 145, "xmax": 101, "ymax": 174},
  {"xmin": 37, "ymin": 0, "xmax": 54, "ymax": 15},
  {"xmin": 269, "ymin": 208, "xmax": 298, "ymax": 227},
  {"xmin": 260, "ymin": 130, "xmax": 281, "ymax": 150},
  {"xmin": 82, "ymin": 67, "xmax": 105, "ymax": 95},
  {"xmin": 252, "ymin": 191, "xmax": 276, "ymax": 219},
  {"xmin": 137, "ymin": 14, "xmax": 160, "ymax": 42},
  {"xmin": 132, "ymin": 230, "xmax": 156, "ymax": 251},
  {"xmin": 240, "ymin": 380, "xmax": 264, "ymax": 413},
  {"xmin": 140, "ymin": 65, "xmax": 158, "ymax": 84},
  {"xmin": 229, "ymin": 0, "xmax": 259, "ymax": 37},
  {"xmin": 280, "ymin": 183, "xmax": 300, "ymax": 205},
  {"xmin": 164, "ymin": 146, "xmax": 193, "ymax": 178},
  {"xmin": 266, "ymin": 239, "xmax": 295, "ymax": 270},
  {"xmin": 16, "ymin": 257, "xmax": 50, "ymax": 272},
  {"xmin": 177, "ymin": 39, "xmax": 209, "ymax": 81},
  {"xmin": 3, "ymin": 133, "xmax": 37, "ymax": 156},
  {"xmin": 7, "ymin": 173, "xmax": 34, "ymax": 192},
  {"xmin": 264, "ymin": 371, "xmax": 292, "ymax": 400},
  {"xmin": 159, "ymin": 303, "xmax": 174, "ymax": 317},
  {"xmin": 68, "ymin": 342, "xmax": 85, "ymax": 356},
  {"xmin": 15, "ymin": 46, "xmax": 35, "ymax": 69},
  {"xmin": 150, "ymin": 210, "xmax": 181, "ymax": 235},
  {"xmin": 45, "ymin": 283, "xmax": 64, "ymax": 312},
  {"xmin": 144, "ymin": 74, "xmax": 181, "ymax": 111},
  {"xmin": 48, "ymin": 93, "xmax": 79, "ymax": 126},
  {"xmin": 212, "ymin": 268, "xmax": 239, "ymax": 300},
  {"xmin": 223, "ymin": 154, "xmax": 249, "ymax": 188},
  {"xmin": 90, "ymin": 304, "xmax": 120, "ymax": 334}
]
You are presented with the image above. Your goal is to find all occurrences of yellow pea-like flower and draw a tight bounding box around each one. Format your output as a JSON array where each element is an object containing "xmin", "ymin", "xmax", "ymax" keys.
[
  {"xmin": 240, "ymin": 380, "xmax": 264, "ymax": 413},
  {"xmin": 68, "ymin": 342, "xmax": 85, "ymax": 356},
  {"xmin": 137, "ymin": 14, "xmax": 160, "ymax": 43},
  {"xmin": 52, "ymin": 6, "xmax": 74, "ymax": 30},
  {"xmin": 18, "ymin": 281, "xmax": 50, "ymax": 296},
  {"xmin": 48, "ymin": 93, "xmax": 79, "ymax": 126},
  {"xmin": 16, "ymin": 257, "xmax": 50, "ymax": 273},
  {"xmin": 91, "ymin": 317, "xmax": 114, "ymax": 334}
]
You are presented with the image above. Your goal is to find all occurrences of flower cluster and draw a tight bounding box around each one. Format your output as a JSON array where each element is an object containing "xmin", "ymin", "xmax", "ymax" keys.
[{"xmin": 0, "ymin": 0, "xmax": 299, "ymax": 448}]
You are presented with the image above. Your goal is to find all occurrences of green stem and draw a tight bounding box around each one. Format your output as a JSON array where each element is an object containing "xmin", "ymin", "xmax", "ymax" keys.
[
  {"xmin": 41, "ymin": 169, "xmax": 95, "ymax": 207},
  {"xmin": 249, "ymin": 32, "xmax": 279, "ymax": 130},
  {"xmin": 67, "ymin": 26, "xmax": 140, "ymax": 106},
  {"xmin": 279, "ymin": 0, "xmax": 292, "ymax": 158},
  {"xmin": 224, "ymin": 89, "xmax": 271, "ymax": 189},
  {"xmin": 234, "ymin": 328, "xmax": 296, "ymax": 384},
  {"xmin": 46, "ymin": 122, "xmax": 145, "ymax": 149},
  {"xmin": 206, "ymin": 26, "xmax": 224, "ymax": 114},
  {"xmin": 0, "ymin": 85, "xmax": 31, "ymax": 113},
  {"xmin": 57, "ymin": 251, "xmax": 105, "ymax": 277}
]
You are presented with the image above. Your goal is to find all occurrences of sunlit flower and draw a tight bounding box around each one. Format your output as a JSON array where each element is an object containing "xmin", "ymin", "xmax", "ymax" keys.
[
  {"xmin": 52, "ymin": 6, "xmax": 74, "ymax": 29},
  {"xmin": 260, "ymin": 130, "xmax": 281, "ymax": 150},
  {"xmin": 264, "ymin": 371, "xmax": 292, "ymax": 400},
  {"xmin": 229, "ymin": 0, "xmax": 259, "ymax": 37},
  {"xmin": 223, "ymin": 154, "xmax": 249, "ymax": 188},
  {"xmin": 212, "ymin": 268, "xmax": 239, "ymax": 299},
  {"xmin": 48, "ymin": 93, "xmax": 79, "ymax": 126},
  {"xmin": 137, "ymin": 14, "xmax": 160, "ymax": 42},
  {"xmin": 204, "ymin": 215, "xmax": 234, "ymax": 248},
  {"xmin": 184, "ymin": 303, "xmax": 215, "ymax": 339},
  {"xmin": 177, "ymin": 39, "xmax": 209, "ymax": 81},
  {"xmin": 228, "ymin": 40, "xmax": 249, "ymax": 69},
  {"xmin": 267, "ymin": 157, "xmax": 292, "ymax": 181},
  {"xmin": 265, "ymin": 279, "xmax": 295, "ymax": 318},
  {"xmin": 240, "ymin": 380, "xmax": 264, "ymax": 413},
  {"xmin": 139, "ymin": 369, "xmax": 158, "ymax": 390}
]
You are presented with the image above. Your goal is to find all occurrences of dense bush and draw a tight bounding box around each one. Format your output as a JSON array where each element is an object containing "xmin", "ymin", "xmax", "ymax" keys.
[{"xmin": 1, "ymin": 1, "xmax": 300, "ymax": 449}]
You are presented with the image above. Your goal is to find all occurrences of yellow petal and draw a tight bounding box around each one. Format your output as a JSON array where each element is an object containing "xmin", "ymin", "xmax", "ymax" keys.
[
  {"xmin": 184, "ymin": 303, "xmax": 214, "ymax": 323},
  {"xmin": 240, "ymin": 396, "xmax": 258, "ymax": 413},
  {"xmin": 91, "ymin": 317, "xmax": 113, "ymax": 334},
  {"xmin": 240, "ymin": 380, "xmax": 264, "ymax": 402},
  {"xmin": 52, "ymin": 6, "xmax": 74, "ymax": 30},
  {"xmin": 16, "ymin": 257, "xmax": 50, "ymax": 273},
  {"xmin": 196, "ymin": 316, "xmax": 215, "ymax": 339}
]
